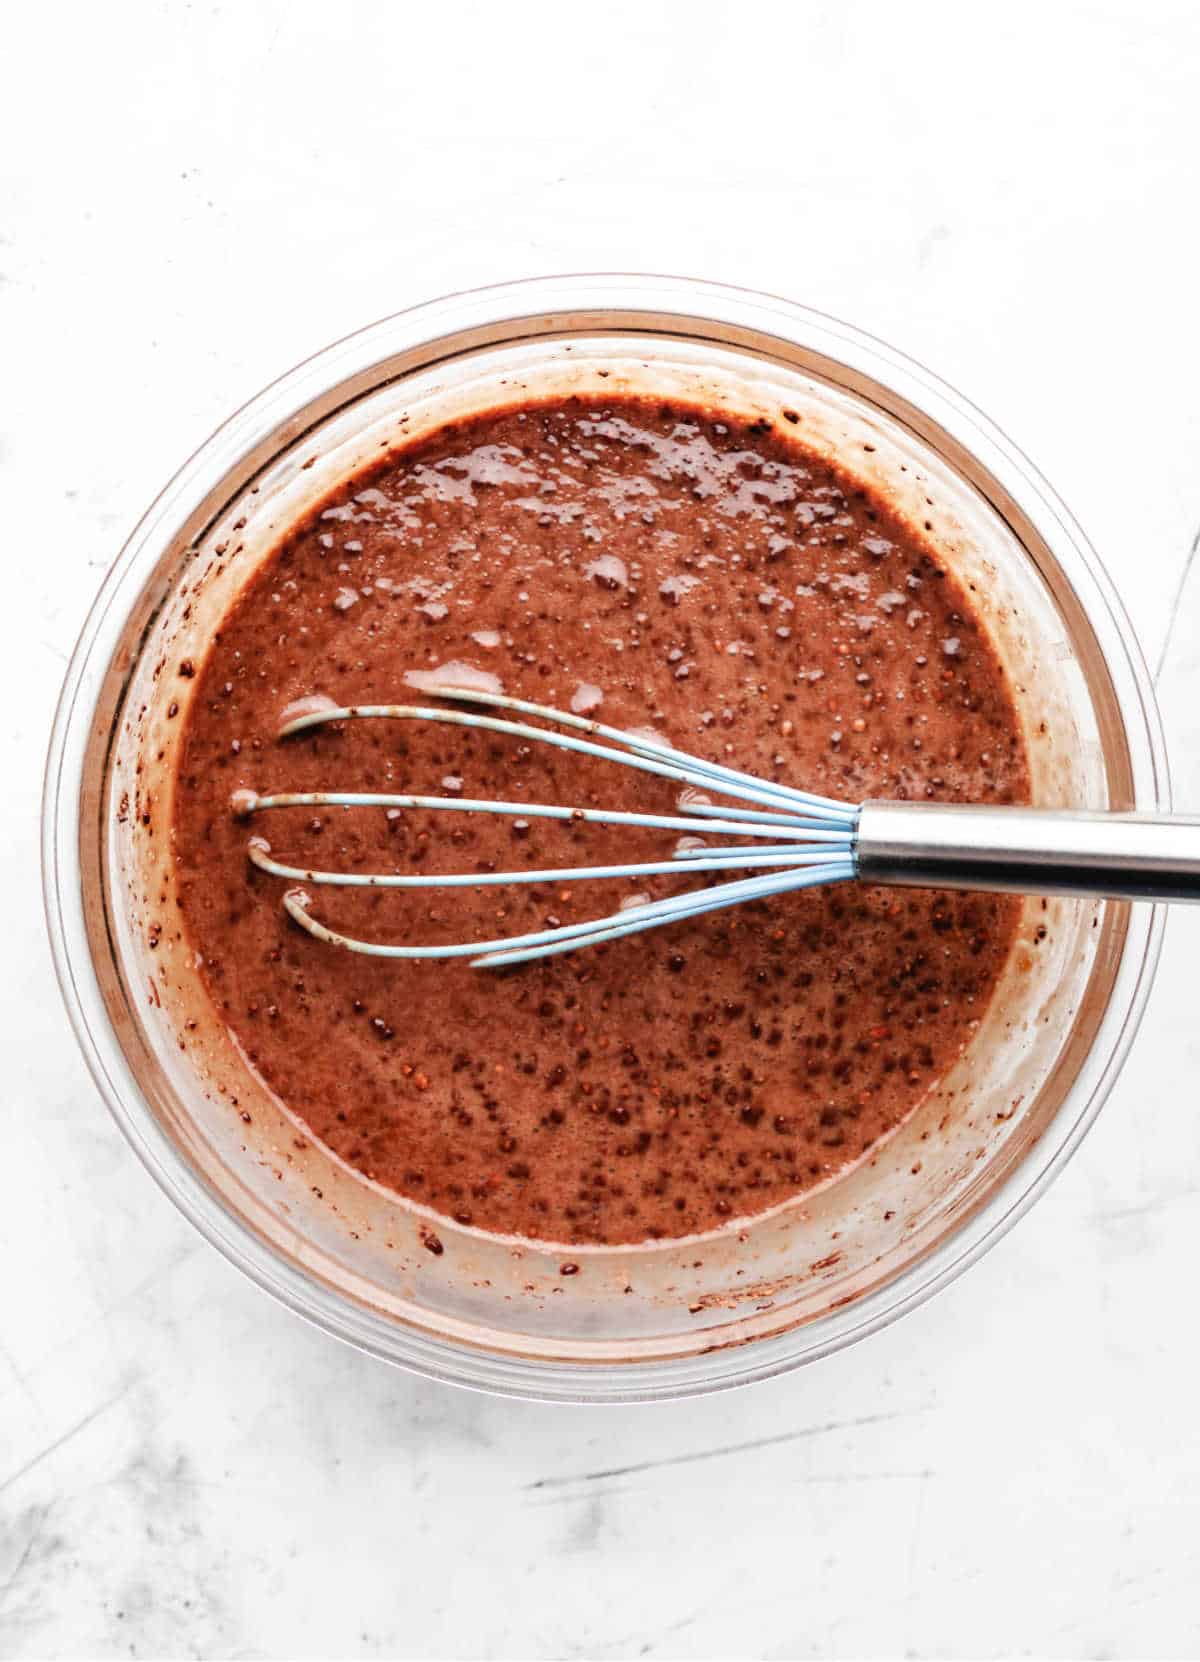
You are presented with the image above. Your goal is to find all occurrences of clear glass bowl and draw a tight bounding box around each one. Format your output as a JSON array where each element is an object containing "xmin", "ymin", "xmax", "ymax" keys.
[{"xmin": 43, "ymin": 276, "xmax": 1169, "ymax": 1401}]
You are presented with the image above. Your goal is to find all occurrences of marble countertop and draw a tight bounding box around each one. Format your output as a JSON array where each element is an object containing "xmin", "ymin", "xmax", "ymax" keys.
[{"xmin": 4, "ymin": 3, "xmax": 1200, "ymax": 1657}]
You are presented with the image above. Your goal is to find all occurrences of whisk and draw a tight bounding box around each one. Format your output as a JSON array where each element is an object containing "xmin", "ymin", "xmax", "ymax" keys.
[{"xmin": 235, "ymin": 685, "xmax": 1200, "ymax": 969}]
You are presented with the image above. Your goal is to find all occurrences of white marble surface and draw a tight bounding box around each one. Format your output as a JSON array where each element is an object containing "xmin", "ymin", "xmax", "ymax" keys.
[{"xmin": 4, "ymin": 3, "xmax": 1200, "ymax": 1657}]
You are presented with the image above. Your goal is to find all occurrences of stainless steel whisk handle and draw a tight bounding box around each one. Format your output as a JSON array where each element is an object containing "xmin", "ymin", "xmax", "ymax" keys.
[{"xmin": 855, "ymin": 802, "xmax": 1200, "ymax": 904}]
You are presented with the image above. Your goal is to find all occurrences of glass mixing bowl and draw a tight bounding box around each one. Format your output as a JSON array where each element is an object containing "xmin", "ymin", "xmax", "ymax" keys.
[{"xmin": 43, "ymin": 276, "xmax": 1168, "ymax": 1401}]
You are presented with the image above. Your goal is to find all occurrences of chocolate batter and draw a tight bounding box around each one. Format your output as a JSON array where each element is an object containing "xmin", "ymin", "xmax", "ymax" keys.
[{"xmin": 173, "ymin": 397, "xmax": 1029, "ymax": 1245}]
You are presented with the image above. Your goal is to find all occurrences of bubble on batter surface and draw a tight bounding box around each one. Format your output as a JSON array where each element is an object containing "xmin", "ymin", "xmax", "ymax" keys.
[{"xmin": 404, "ymin": 661, "xmax": 504, "ymax": 697}]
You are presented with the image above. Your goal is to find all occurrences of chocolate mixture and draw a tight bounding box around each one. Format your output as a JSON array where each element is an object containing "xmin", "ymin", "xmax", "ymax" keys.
[{"xmin": 173, "ymin": 396, "xmax": 1029, "ymax": 1245}]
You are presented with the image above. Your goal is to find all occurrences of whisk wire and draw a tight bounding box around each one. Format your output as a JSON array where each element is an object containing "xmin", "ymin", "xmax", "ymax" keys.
[
  {"xmin": 278, "ymin": 689, "xmax": 857, "ymax": 821},
  {"xmin": 240, "ymin": 790, "xmax": 848, "ymax": 842},
  {"xmin": 248, "ymin": 840, "xmax": 846, "ymax": 890},
  {"xmin": 281, "ymin": 860, "xmax": 854, "ymax": 968}
]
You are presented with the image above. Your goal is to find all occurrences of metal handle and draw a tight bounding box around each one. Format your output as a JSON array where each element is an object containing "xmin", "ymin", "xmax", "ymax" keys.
[{"xmin": 855, "ymin": 801, "xmax": 1200, "ymax": 903}]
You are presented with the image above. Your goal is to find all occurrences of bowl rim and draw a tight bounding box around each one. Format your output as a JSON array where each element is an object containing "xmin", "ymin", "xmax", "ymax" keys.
[{"xmin": 42, "ymin": 273, "xmax": 1170, "ymax": 1401}]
